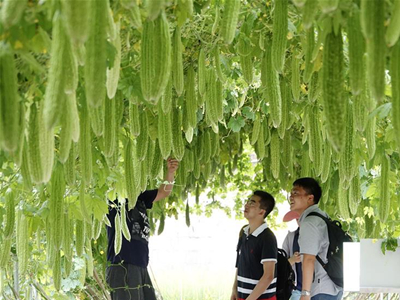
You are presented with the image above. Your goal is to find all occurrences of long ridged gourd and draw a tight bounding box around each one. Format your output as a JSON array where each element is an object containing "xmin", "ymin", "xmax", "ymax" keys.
[
  {"xmin": 303, "ymin": 26, "xmax": 315, "ymax": 84},
  {"xmin": 250, "ymin": 113, "xmax": 261, "ymax": 146},
  {"xmin": 140, "ymin": 12, "xmax": 171, "ymax": 103},
  {"xmin": 129, "ymin": 102, "xmax": 140, "ymax": 137},
  {"xmin": 278, "ymin": 79, "xmax": 290, "ymax": 139},
  {"xmin": 337, "ymin": 180, "xmax": 351, "ymax": 220},
  {"xmin": 27, "ymin": 103, "xmax": 44, "ymax": 183},
  {"xmin": 214, "ymin": 45, "xmax": 226, "ymax": 83},
  {"xmin": 39, "ymin": 103, "xmax": 55, "ymax": 183},
  {"xmin": 390, "ymin": 40, "xmax": 400, "ymax": 152},
  {"xmin": 255, "ymin": 124, "xmax": 266, "ymax": 160},
  {"xmin": 271, "ymin": 0, "xmax": 287, "ymax": 73},
  {"xmin": 146, "ymin": 0, "xmax": 165, "ymax": 21},
  {"xmin": 172, "ymin": 107, "xmax": 185, "ymax": 161},
  {"xmin": 270, "ymin": 129, "xmax": 280, "ymax": 179},
  {"xmin": 220, "ymin": 0, "xmax": 241, "ymax": 44},
  {"xmin": 49, "ymin": 162, "xmax": 66, "ymax": 251},
  {"xmin": 89, "ymin": 96, "xmax": 105, "ymax": 137},
  {"xmin": 64, "ymin": 143, "xmax": 76, "ymax": 186},
  {"xmin": 75, "ymin": 219, "xmax": 85, "ymax": 257},
  {"xmin": 308, "ymin": 105, "xmax": 322, "ymax": 176},
  {"xmin": 150, "ymin": 141, "xmax": 163, "ymax": 179},
  {"xmin": 339, "ymin": 101, "xmax": 355, "ymax": 182},
  {"xmin": 205, "ymin": 68, "xmax": 220, "ymax": 126},
  {"xmin": 104, "ymin": 98, "xmax": 116, "ymax": 157},
  {"xmin": 0, "ymin": 0, "xmax": 27, "ymax": 28},
  {"xmin": 349, "ymin": 172, "xmax": 361, "ymax": 216},
  {"xmin": 379, "ymin": 154, "xmax": 390, "ymax": 223},
  {"xmin": 347, "ymin": 7, "xmax": 365, "ymax": 96},
  {"xmin": 16, "ymin": 209, "xmax": 29, "ymax": 275},
  {"xmin": 62, "ymin": 211, "xmax": 72, "ymax": 261},
  {"xmin": 106, "ymin": 21, "xmax": 121, "ymax": 100},
  {"xmin": 161, "ymin": 78, "xmax": 173, "ymax": 114},
  {"xmin": 303, "ymin": 0, "xmax": 318, "ymax": 30},
  {"xmin": 237, "ymin": 13, "xmax": 256, "ymax": 57},
  {"xmin": 59, "ymin": 92, "xmax": 80, "ymax": 163},
  {"xmin": 0, "ymin": 42, "xmax": 21, "ymax": 153},
  {"xmin": 125, "ymin": 0, "xmax": 142, "ymax": 29},
  {"xmin": 185, "ymin": 66, "xmax": 197, "ymax": 130},
  {"xmin": 198, "ymin": 48, "xmax": 206, "ymax": 97},
  {"xmin": 86, "ymin": 234, "xmax": 94, "ymax": 277},
  {"xmin": 361, "ymin": 0, "xmax": 386, "ymax": 102},
  {"xmin": 322, "ymin": 28, "xmax": 345, "ymax": 152},
  {"xmin": 386, "ymin": 0, "xmax": 400, "ymax": 47},
  {"xmin": 61, "ymin": 0, "xmax": 90, "ymax": 46},
  {"xmin": 136, "ymin": 109, "xmax": 149, "ymax": 162},
  {"xmin": 263, "ymin": 43, "xmax": 282, "ymax": 128},
  {"xmin": 113, "ymin": 211, "xmax": 122, "ymax": 255},
  {"xmin": 85, "ymin": 0, "xmax": 108, "ymax": 108},
  {"xmin": 0, "ymin": 237, "xmax": 12, "ymax": 268},
  {"xmin": 291, "ymin": 52, "xmax": 301, "ymax": 102},
  {"xmin": 79, "ymin": 95, "xmax": 92, "ymax": 183},
  {"xmin": 126, "ymin": 139, "xmax": 141, "ymax": 202},
  {"xmin": 320, "ymin": 145, "xmax": 332, "ymax": 183},
  {"xmin": 240, "ymin": 54, "xmax": 253, "ymax": 85},
  {"xmin": 4, "ymin": 191, "xmax": 15, "ymax": 239},
  {"xmin": 157, "ymin": 102, "xmax": 173, "ymax": 159},
  {"xmin": 365, "ymin": 116, "xmax": 376, "ymax": 160},
  {"xmin": 172, "ymin": 26, "xmax": 184, "ymax": 96},
  {"xmin": 52, "ymin": 250, "xmax": 61, "ymax": 290}
]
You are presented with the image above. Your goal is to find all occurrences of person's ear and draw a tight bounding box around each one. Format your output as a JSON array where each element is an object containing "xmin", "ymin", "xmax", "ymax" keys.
[
  {"xmin": 308, "ymin": 194, "xmax": 315, "ymax": 205},
  {"xmin": 259, "ymin": 208, "xmax": 266, "ymax": 217}
]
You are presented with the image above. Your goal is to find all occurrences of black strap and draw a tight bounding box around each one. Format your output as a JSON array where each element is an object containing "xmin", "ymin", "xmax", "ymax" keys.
[{"xmin": 305, "ymin": 212, "xmax": 329, "ymax": 269}]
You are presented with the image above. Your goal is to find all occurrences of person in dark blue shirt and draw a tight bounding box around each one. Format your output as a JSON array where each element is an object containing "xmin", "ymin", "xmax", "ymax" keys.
[
  {"xmin": 106, "ymin": 158, "xmax": 179, "ymax": 300},
  {"xmin": 282, "ymin": 211, "xmax": 302, "ymax": 300}
]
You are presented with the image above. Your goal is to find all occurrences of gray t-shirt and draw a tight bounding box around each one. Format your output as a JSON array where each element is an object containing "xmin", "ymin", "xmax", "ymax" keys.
[{"xmin": 298, "ymin": 205, "xmax": 342, "ymax": 297}]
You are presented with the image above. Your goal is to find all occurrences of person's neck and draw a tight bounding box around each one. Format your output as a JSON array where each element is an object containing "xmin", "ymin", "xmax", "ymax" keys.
[
  {"xmin": 296, "ymin": 204, "xmax": 316, "ymax": 216},
  {"xmin": 248, "ymin": 219, "xmax": 265, "ymax": 235}
]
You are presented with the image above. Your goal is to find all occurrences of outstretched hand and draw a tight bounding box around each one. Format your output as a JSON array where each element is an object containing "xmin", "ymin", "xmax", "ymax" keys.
[{"xmin": 167, "ymin": 158, "xmax": 179, "ymax": 173}]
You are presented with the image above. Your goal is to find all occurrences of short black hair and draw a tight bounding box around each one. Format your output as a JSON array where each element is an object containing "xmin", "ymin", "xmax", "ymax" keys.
[
  {"xmin": 253, "ymin": 190, "xmax": 275, "ymax": 219},
  {"xmin": 292, "ymin": 177, "xmax": 322, "ymax": 204}
]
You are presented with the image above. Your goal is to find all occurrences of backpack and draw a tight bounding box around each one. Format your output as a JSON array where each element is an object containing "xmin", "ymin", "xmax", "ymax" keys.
[
  {"xmin": 237, "ymin": 227, "xmax": 295, "ymax": 300},
  {"xmin": 276, "ymin": 248, "xmax": 296, "ymax": 300},
  {"xmin": 306, "ymin": 212, "xmax": 353, "ymax": 287}
]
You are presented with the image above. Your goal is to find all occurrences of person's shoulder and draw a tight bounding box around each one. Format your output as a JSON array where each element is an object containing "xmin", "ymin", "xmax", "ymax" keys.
[{"xmin": 262, "ymin": 227, "xmax": 277, "ymax": 241}]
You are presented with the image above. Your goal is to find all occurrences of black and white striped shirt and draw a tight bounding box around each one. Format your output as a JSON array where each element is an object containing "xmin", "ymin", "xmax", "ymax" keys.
[{"xmin": 236, "ymin": 223, "xmax": 278, "ymax": 300}]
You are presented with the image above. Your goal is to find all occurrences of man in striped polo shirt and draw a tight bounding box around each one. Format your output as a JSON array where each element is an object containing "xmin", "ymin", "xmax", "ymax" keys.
[{"xmin": 231, "ymin": 190, "xmax": 278, "ymax": 300}]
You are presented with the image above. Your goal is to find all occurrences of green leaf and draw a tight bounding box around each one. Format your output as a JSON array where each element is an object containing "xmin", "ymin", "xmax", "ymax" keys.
[
  {"xmin": 241, "ymin": 106, "xmax": 255, "ymax": 120},
  {"xmin": 228, "ymin": 116, "xmax": 245, "ymax": 132},
  {"xmin": 92, "ymin": 197, "xmax": 109, "ymax": 221},
  {"xmin": 369, "ymin": 103, "xmax": 391, "ymax": 120}
]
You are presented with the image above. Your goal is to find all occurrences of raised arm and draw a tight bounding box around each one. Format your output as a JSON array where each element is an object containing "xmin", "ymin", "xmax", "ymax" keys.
[{"xmin": 154, "ymin": 158, "xmax": 179, "ymax": 202}]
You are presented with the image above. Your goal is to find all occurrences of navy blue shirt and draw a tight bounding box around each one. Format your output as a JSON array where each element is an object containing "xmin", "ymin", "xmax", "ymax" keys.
[
  {"xmin": 107, "ymin": 190, "xmax": 158, "ymax": 268},
  {"xmin": 293, "ymin": 228, "xmax": 303, "ymax": 290}
]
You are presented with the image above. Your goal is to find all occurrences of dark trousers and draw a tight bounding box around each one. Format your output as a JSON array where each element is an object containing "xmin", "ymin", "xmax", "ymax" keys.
[{"xmin": 106, "ymin": 263, "xmax": 157, "ymax": 300}]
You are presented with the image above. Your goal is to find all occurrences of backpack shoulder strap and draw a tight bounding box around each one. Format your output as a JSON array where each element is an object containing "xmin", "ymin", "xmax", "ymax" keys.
[
  {"xmin": 306, "ymin": 211, "xmax": 330, "ymax": 222},
  {"xmin": 237, "ymin": 225, "xmax": 248, "ymax": 251},
  {"xmin": 304, "ymin": 212, "xmax": 329, "ymax": 268}
]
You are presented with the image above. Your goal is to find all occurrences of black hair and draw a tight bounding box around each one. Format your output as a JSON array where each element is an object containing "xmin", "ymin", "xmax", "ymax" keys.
[
  {"xmin": 292, "ymin": 177, "xmax": 322, "ymax": 204},
  {"xmin": 253, "ymin": 190, "xmax": 275, "ymax": 219}
]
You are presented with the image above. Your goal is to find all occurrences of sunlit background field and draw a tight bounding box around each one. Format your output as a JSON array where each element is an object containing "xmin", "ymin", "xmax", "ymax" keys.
[{"xmin": 150, "ymin": 199, "xmax": 293, "ymax": 300}]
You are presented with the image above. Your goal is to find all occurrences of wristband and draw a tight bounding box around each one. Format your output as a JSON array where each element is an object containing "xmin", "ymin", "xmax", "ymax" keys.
[{"xmin": 301, "ymin": 290, "xmax": 311, "ymax": 296}]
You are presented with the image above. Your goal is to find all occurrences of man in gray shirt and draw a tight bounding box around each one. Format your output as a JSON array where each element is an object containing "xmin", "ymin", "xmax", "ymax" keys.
[{"xmin": 289, "ymin": 178, "xmax": 343, "ymax": 300}]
